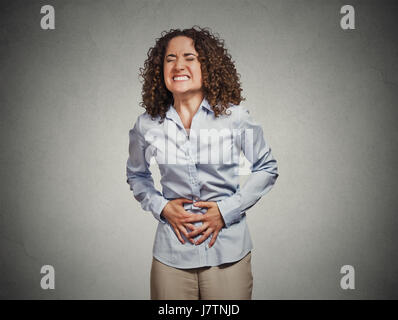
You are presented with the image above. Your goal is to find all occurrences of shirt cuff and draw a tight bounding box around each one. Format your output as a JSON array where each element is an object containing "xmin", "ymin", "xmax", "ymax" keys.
[
  {"xmin": 152, "ymin": 196, "xmax": 169, "ymax": 224},
  {"xmin": 216, "ymin": 195, "xmax": 242, "ymax": 228}
]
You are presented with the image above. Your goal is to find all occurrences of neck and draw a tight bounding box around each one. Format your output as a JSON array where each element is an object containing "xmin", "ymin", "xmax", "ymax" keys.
[{"xmin": 172, "ymin": 91, "xmax": 204, "ymax": 115}]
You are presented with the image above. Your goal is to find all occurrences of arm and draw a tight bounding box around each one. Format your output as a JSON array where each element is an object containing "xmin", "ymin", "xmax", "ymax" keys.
[
  {"xmin": 126, "ymin": 117, "xmax": 169, "ymax": 223},
  {"xmin": 216, "ymin": 106, "xmax": 279, "ymax": 228}
]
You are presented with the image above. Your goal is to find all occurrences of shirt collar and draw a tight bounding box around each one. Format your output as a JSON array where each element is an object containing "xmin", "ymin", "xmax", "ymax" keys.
[
  {"xmin": 200, "ymin": 98, "xmax": 214, "ymax": 113},
  {"xmin": 165, "ymin": 97, "xmax": 214, "ymax": 124}
]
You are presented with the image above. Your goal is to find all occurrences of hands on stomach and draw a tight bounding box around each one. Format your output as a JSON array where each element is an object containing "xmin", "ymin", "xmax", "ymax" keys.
[{"xmin": 161, "ymin": 198, "xmax": 226, "ymax": 248}]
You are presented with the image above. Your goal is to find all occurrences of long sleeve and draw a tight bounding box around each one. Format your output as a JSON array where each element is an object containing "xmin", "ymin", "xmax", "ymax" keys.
[
  {"xmin": 216, "ymin": 107, "xmax": 279, "ymax": 227},
  {"xmin": 126, "ymin": 117, "xmax": 169, "ymax": 223}
]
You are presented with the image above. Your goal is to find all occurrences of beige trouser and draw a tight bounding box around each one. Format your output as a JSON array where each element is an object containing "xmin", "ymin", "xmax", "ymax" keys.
[{"xmin": 150, "ymin": 252, "xmax": 253, "ymax": 300}]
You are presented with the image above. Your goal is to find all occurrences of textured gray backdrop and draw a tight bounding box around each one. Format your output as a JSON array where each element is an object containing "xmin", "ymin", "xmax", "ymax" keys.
[{"xmin": 0, "ymin": 0, "xmax": 397, "ymax": 299}]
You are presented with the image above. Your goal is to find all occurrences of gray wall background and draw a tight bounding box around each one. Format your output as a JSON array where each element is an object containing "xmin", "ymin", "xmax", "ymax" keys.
[{"xmin": 1, "ymin": 0, "xmax": 397, "ymax": 299}]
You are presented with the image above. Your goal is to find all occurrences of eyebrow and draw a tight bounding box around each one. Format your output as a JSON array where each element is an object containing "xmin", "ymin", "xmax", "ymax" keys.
[{"xmin": 165, "ymin": 53, "xmax": 197, "ymax": 58}]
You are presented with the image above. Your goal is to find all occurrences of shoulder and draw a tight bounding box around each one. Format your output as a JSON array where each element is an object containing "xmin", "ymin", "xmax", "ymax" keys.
[
  {"xmin": 224, "ymin": 103, "xmax": 251, "ymax": 129},
  {"xmin": 227, "ymin": 103, "xmax": 250, "ymax": 116},
  {"xmin": 131, "ymin": 111, "xmax": 162, "ymax": 134}
]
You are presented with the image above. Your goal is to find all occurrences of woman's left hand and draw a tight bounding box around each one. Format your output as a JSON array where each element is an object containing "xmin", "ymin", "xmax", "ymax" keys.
[{"xmin": 183, "ymin": 201, "xmax": 226, "ymax": 248}]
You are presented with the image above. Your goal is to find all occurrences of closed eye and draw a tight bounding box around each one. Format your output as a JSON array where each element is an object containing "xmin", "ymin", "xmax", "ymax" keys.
[{"xmin": 166, "ymin": 58, "xmax": 195, "ymax": 63}]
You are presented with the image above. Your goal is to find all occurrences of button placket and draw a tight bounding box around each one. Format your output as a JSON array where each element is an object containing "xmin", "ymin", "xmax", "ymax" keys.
[
  {"xmin": 182, "ymin": 107, "xmax": 203, "ymax": 209},
  {"xmin": 188, "ymin": 107, "xmax": 209, "ymax": 262},
  {"xmin": 186, "ymin": 132, "xmax": 201, "ymax": 191}
]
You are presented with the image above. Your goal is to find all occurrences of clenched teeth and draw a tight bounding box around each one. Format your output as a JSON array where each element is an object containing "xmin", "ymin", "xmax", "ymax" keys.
[{"xmin": 173, "ymin": 76, "xmax": 189, "ymax": 81}]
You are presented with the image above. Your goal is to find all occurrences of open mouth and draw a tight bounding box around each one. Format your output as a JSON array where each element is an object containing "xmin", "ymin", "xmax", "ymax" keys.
[{"xmin": 173, "ymin": 75, "xmax": 190, "ymax": 81}]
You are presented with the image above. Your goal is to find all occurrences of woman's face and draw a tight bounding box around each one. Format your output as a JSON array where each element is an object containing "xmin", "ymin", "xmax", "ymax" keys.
[{"xmin": 163, "ymin": 36, "xmax": 203, "ymax": 97}]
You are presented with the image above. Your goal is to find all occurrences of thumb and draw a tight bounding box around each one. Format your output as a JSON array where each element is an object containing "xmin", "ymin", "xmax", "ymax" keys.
[{"xmin": 193, "ymin": 201, "xmax": 212, "ymax": 208}]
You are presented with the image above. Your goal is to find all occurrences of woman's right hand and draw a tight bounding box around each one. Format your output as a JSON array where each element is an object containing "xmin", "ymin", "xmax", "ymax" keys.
[{"xmin": 160, "ymin": 198, "xmax": 198, "ymax": 244}]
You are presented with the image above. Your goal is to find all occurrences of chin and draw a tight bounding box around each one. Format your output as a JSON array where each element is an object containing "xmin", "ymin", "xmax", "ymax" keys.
[{"xmin": 170, "ymin": 88, "xmax": 193, "ymax": 94}]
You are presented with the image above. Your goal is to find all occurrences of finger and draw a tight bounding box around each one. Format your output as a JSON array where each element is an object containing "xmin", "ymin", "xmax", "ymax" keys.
[
  {"xmin": 208, "ymin": 230, "xmax": 220, "ymax": 248},
  {"xmin": 187, "ymin": 223, "xmax": 208, "ymax": 238},
  {"xmin": 183, "ymin": 214, "xmax": 205, "ymax": 223},
  {"xmin": 173, "ymin": 227, "xmax": 185, "ymax": 244},
  {"xmin": 184, "ymin": 223, "xmax": 196, "ymax": 231},
  {"xmin": 195, "ymin": 228, "xmax": 213, "ymax": 246},
  {"xmin": 178, "ymin": 225, "xmax": 194, "ymax": 244},
  {"xmin": 192, "ymin": 201, "xmax": 213, "ymax": 208},
  {"xmin": 177, "ymin": 225, "xmax": 190, "ymax": 239},
  {"xmin": 180, "ymin": 198, "xmax": 194, "ymax": 204},
  {"xmin": 184, "ymin": 224, "xmax": 196, "ymax": 243}
]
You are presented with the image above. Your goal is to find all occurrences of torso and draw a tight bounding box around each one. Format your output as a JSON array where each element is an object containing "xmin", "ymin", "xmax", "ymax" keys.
[{"xmin": 178, "ymin": 111, "xmax": 193, "ymax": 138}]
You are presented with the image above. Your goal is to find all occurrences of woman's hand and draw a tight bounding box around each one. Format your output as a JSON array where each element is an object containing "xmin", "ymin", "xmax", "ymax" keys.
[
  {"xmin": 161, "ymin": 198, "xmax": 198, "ymax": 245},
  {"xmin": 183, "ymin": 201, "xmax": 226, "ymax": 248}
]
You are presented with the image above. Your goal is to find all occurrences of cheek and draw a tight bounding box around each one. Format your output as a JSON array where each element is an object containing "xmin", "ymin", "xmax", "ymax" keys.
[
  {"xmin": 198, "ymin": 73, "xmax": 203, "ymax": 85},
  {"xmin": 163, "ymin": 68, "xmax": 171, "ymax": 85},
  {"xmin": 194, "ymin": 66, "xmax": 203, "ymax": 82},
  {"xmin": 164, "ymin": 64, "xmax": 172, "ymax": 76}
]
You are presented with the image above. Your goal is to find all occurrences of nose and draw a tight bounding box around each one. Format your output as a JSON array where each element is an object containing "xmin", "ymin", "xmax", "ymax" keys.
[{"xmin": 174, "ymin": 57, "xmax": 185, "ymax": 70}]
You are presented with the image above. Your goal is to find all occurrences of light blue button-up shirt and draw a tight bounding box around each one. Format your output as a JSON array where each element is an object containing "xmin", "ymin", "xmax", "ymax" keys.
[{"xmin": 126, "ymin": 98, "xmax": 278, "ymax": 269}]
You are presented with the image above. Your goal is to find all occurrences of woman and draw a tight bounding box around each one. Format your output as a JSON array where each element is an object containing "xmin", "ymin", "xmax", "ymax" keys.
[{"xmin": 126, "ymin": 26, "xmax": 279, "ymax": 300}]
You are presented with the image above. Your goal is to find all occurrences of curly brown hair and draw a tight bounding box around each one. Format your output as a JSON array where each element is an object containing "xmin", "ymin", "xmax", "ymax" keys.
[{"xmin": 138, "ymin": 26, "xmax": 245, "ymax": 122}]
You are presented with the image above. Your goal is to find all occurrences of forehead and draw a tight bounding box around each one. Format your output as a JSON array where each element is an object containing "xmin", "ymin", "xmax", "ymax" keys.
[{"xmin": 165, "ymin": 36, "xmax": 197, "ymax": 53}]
